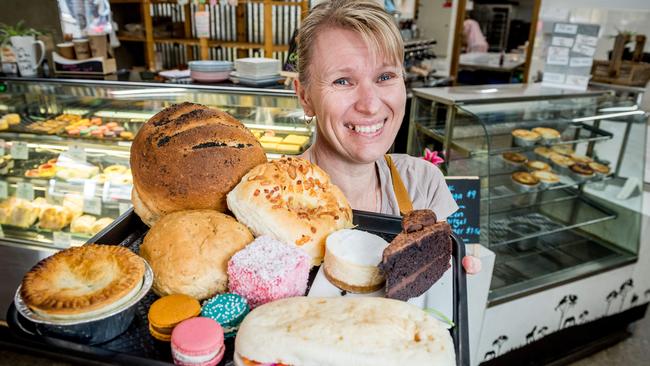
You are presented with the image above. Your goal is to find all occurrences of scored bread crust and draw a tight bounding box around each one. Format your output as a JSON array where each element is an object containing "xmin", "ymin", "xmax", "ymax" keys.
[
  {"xmin": 130, "ymin": 102, "xmax": 267, "ymax": 226},
  {"xmin": 235, "ymin": 297, "xmax": 456, "ymax": 366},
  {"xmin": 20, "ymin": 244, "xmax": 145, "ymax": 316},
  {"xmin": 226, "ymin": 157, "xmax": 353, "ymax": 266}
]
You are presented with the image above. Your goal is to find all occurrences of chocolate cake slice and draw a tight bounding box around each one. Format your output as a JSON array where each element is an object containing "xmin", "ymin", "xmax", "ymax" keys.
[{"xmin": 379, "ymin": 210, "xmax": 452, "ymax": 301}]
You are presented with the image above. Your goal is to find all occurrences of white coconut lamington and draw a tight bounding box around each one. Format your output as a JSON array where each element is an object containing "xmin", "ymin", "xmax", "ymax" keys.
[{"xmin": 227, "ymin": 236, "xmax": 311, "ymax": 308}]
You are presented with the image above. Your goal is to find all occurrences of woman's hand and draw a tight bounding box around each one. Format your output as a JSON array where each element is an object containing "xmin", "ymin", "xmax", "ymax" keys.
[{"xmin": 462, "ymin": 255, "xmax": 482, "ymax": 275}]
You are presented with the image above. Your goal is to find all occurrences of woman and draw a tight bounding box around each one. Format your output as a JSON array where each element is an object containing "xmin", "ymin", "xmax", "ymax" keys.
[{"xmin": 294, "ymin": 0, "xmax": 480, "ymax": 274}]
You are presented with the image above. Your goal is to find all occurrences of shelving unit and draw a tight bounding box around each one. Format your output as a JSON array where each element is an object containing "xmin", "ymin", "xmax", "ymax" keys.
[
  {"xmin": 110, "ymin": 0, "xmax": 308, "ymax": 70},
  {"xmin": 0, "ymin": 77, "xmax": 312, "ymax": 248},
  {"xmin": 407, "ymin": 83, "xmax": 646, "ymax": 304}
]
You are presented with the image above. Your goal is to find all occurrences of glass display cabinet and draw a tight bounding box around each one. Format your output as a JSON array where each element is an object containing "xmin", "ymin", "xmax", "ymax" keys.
[
  {"xmin": 0, "ymin": 78, "xmax": 309, "ymax": 248},
  {"xmin": 407, "ymin": 83, "xmax": 647, "ymax": 304}
]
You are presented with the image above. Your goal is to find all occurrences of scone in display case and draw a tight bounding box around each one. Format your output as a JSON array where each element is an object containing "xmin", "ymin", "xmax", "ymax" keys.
[
  {"xmin": 0, "ymin": 77, "xmax": 312, "ymax": 249},
  {"xmin": 406, "ymin": 83, "xmax": 647, "ymax": 304}
]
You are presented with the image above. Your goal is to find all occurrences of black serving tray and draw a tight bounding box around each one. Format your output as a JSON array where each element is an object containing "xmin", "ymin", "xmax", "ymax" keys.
[{"xmin": 7, "ymin": 209, "xmax": 469, "ymax": 366}]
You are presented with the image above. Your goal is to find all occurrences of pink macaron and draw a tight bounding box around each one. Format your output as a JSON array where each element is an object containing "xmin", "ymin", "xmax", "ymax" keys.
[{"xmin": 171, "ymin": 317, "xmax": 225, "ymax": 366}]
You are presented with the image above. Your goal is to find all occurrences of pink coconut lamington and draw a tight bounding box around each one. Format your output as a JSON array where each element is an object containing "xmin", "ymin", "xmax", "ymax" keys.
[{"xmin": 227, "ymin": 236, "xmax": 311, "ymax": 308}]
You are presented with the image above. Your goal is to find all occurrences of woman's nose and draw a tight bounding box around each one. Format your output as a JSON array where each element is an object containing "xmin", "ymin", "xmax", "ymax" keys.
[{"xmin": 354, "ymin": 81, "xmax": 381, "ymax": 115}]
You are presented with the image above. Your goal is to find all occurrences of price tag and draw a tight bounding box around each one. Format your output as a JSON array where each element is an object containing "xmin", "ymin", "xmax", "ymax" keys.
[
  {"xmin": 16, "ymin": 182, "xmax": 34, "ymax": 201},
  {"xmin": 0, "ymin": 180, "xmax": 7, "ymax": 199},
  {"xmin": 195, "ymin": 11, "xmax": 210, "ymax": 38},
  {"xmin": 67, "ymin": 145, "xmax": 87, "ymax": 162},
  {"xmin": 119, "ymin": 202, "xmax": 132, "ymax": 215},
  {"xmin": 0, "ymin": 139, "xmax": 5, "ymax": 156},
  {"xmin": 52, "ymin": 231, "xmax": 71, "ymax": 249},
  {"xmin": 83, "ymin": 197, "xmax": 102, "ymax": 215},
  {"xmin": 10, "ymin": 141, "xmax": 29, "ymax": 160}
]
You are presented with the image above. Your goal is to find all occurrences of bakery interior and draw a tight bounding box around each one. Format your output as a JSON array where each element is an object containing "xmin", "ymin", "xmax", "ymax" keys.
[{"xmin": 0, "ymin": 0, "xmax": 649, "ymax": 365}]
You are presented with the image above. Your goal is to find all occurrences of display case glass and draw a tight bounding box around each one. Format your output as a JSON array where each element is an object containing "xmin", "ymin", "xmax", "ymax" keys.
[
  {"xmin": 407, "ymin": 83, "xmax": 647, "ymax": 304},
  {"xmin": 0, "ymin": 78, "xmax": 309, "ymax": 248}
]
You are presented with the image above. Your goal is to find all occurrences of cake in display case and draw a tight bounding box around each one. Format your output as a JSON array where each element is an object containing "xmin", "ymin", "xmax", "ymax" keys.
[
  {"xmin": 407, "ymin": 83, "xmax": 647, "ymax": 303},
  {"xmin": 0, "ymin": 78, "xmax": 312, "ymax": 248}
]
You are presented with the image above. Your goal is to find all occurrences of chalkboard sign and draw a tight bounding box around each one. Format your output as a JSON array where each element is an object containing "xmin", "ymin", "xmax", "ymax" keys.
[{"xmin": 445, "ymin": 176, "xmax": 480, "ymax": 244}]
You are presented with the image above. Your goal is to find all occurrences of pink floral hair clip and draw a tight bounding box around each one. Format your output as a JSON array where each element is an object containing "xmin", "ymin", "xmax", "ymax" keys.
[{"xmin": 423, "ymin": 148, "xmax": 445, "ymax": 166}]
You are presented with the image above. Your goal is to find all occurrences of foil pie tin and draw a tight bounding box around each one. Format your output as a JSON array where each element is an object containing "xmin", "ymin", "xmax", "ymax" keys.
[{"xmin": 14, "ymin": 259, "xmax": 153, "ymax": 345}]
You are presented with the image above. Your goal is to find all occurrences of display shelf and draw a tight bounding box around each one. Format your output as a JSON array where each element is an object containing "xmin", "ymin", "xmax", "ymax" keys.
[
  {"xmin": 485, "ymin": 171, "xmax": 614, "ymax": 202},
  {"xmin": 415, "ymin": 121, "xmax": 613, "ymax": 157},
  {"xmin": 486, "ymin": 189, "xmax": 617, "ymax": 246}
]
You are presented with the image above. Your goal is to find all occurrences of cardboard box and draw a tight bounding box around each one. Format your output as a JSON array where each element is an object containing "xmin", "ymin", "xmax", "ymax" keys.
[{"xmin": 53, "ymin": 52, "xmax": 116, "ymax": 75}]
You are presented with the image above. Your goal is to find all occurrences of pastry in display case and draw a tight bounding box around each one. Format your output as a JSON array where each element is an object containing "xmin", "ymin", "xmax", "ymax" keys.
[
  {"xmin": 0, "ymin": 78, "xmax": 314, "ymax": 249},
  {"xmin": 407, "ymin": 83, "xmax": 646, "ymax": 303}
]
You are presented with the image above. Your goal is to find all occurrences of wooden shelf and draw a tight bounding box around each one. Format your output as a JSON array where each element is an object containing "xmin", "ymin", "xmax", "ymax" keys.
[
  {"xmin": 112, "ymin": 0, "xmax": 308, "ymax": 69},
  {"xmin": 118, "ymin": 35, "xmax": 145, "ymax": 42}
]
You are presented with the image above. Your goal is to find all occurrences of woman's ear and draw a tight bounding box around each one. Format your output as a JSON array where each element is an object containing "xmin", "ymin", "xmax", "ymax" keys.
[{"xmin": 294, "ymin": 78, "xmax": 314, "ymax": 117}]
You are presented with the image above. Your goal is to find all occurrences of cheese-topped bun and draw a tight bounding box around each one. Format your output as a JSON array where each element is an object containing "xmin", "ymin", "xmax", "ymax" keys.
[
  {"xmin": 234, "ymin": 297, "xmax": 455, "ymax": 366},
  {"xmin": 226, "ymin": 157, "xmax": 353, "ymax": 265},
  {"xmin": 324, "ymin": 229, "xmax": 389, "ymax": 293},
  {"xmin": 139, "ymin": 210, "xmax": 254, "ymax": 300},
  {"xmin": 130, "ymin": 102, "xmax": 267, "ymax": 226}
]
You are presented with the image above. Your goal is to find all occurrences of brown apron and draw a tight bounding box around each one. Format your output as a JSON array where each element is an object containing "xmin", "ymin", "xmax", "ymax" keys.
[{"xmin": 384, "ymin": 155, "xmax": 413, "ymax": 216}]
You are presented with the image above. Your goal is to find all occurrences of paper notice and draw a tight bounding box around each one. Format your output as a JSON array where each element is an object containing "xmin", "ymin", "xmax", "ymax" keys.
[
  {"xmin": 566, "ymin": 74, "xmax": 591, "ymax": 87},
  {"xmin": 555, "ymin": 24, "xmax": 578, "ymax": 34},
  {"xmin": 570, "ymin": 57, "xmax": 594, "ymax": 68},
  {"xmin": 552, "ymin": 36, "xmax": 574, "ymax": 48},
  {"xmin": 543, "ymin": 72, "xmax": 566, "ymax": 84},
  {"xmin": 575, "ymin": 34, "xmax": 599, "ymax": 47},
  {"xmin": 547, "ymin": 46, "xmax": 570, "ymax": 65},
  {"xmin": 572, "ymin": 43, "xmax": 596, "ymax": 57},
  {"xmin": 195, "ymin": 11, "xmax": 210, "ymax": 38}
]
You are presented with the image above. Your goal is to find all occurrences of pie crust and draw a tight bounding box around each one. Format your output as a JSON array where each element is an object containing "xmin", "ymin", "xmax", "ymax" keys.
[
  {"xmin": 512, "ymin": 172, "xmax": 539, "ymax": 186},
  {"xmin": 21, "ymin": 244, "xmax": 145, "ymax": 318}
]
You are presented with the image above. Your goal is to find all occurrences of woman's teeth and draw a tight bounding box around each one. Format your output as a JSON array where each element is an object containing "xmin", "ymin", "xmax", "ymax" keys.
[{"xmin": 346, "ymin": 121, "xmax": 385, "ymax": 134}]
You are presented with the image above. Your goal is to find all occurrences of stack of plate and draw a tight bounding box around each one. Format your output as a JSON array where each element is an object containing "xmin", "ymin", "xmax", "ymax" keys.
[
  {"xmin": 189, "ymin": 60, "xmax": 234, "ymax": 83},
  {"xmin": 231, "ymin": 58, "xmax": 284, "ymax": 87}
]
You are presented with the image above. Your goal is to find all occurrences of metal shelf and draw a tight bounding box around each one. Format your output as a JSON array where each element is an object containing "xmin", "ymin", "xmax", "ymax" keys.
[{"xmin": 485, "ymin": 189, "xmax": 617, "ymax": 246}]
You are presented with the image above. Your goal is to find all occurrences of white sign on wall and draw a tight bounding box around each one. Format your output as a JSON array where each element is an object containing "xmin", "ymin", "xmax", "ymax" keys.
[{"xmin": 542, "ymin": 23, "xmax": 600, "ymax": 91}]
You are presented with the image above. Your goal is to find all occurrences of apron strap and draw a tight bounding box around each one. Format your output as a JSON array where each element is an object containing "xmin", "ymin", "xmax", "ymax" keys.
[{"xmin": 384, "ymin": 154, "xmax": 413, "ymax": 216}]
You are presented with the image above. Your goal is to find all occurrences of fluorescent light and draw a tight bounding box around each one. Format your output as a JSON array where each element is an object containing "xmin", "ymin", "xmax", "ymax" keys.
[
  {"xmin": 572, "ymin": 110, "xmax": 646, "ymax": 122},
  {"xmin": 598, "ymin": 105, "xmax": 638, "ymax": 113},
  {"xmin": 478, "ymin": 88, "xmax": 498, "ymax": 94},
  {"xmin": 109, "ymin": 88, "xmax": 188, "ymax": 96}
]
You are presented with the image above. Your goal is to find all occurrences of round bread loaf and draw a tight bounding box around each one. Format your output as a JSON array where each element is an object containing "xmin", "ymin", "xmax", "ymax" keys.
[
  {"xmin": 226, "ymin": 157, "xmax": 353, "ymax": 266},
  {"xmin": 139, "ymin": 210, "xmax": 254, "ymax": 300},
  {"xmin": 130, "ymin": 102, "xmax": 267, "ymax": 226}
]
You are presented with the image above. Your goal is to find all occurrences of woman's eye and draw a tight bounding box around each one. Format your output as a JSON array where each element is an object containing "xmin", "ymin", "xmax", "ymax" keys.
[
  {"xmin": 378, "ymin": 73, "xmax": 393, "ymax": 82},
  {"xmin": 333, "ymin": 78, "xmax": 349, "ymax": 86}
]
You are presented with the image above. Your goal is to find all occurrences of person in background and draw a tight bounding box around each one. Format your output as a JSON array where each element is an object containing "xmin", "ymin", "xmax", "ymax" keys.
[
  {"xmin": 463, "ymin": 13, "xmax": 489, "ymax": 53},
  {"xmin": 294, "ymin": 0, "xmax": 481, "ymax": 274}
]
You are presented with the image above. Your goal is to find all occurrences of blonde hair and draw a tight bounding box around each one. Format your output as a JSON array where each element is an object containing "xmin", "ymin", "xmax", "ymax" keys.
[{"xmin": 296, "ymin": 0, "xmax": 404, "ymax": 85}]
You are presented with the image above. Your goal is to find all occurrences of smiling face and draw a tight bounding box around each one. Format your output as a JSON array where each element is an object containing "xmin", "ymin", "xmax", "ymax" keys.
[{"xmin": 296, "ymin": 27, "xmax": 406, "ymax": 164}]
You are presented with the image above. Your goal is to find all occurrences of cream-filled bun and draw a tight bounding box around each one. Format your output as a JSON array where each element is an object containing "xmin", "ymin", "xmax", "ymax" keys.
[
  {"xmin": 324, "ymin": 229, "xmax": 389, "ymax": 293},
  {"xmin": 139, "ymin": 210, "xmax": 254, "ymax": 300},
  {"xmin": 227, "ymin": 157, "xmax": 353, "ymax": 266},
  {"xmin": 234, "ymin": 297, "xmax": 455, "ymax": 366}
]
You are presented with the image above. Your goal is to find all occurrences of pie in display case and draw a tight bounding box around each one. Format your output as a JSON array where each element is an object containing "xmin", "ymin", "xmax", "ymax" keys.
[
  {"xmin": 407, "ymin": 83, "xmax": 647, "ymax": 304},
  {"xmin": 0, "ymin": 78, "xmax": 312, "ymax": 248}
]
